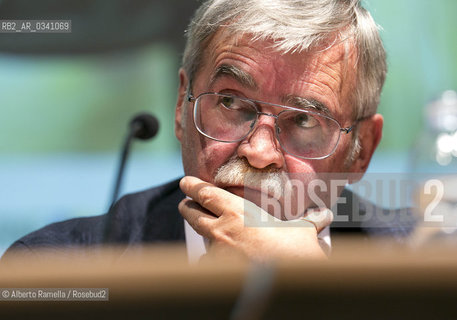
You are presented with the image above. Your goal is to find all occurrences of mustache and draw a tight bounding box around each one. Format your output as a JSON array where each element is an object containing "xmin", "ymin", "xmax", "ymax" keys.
[{"xmin": 213, "ymin": 157, "xmax": 289, "ymax": 198}]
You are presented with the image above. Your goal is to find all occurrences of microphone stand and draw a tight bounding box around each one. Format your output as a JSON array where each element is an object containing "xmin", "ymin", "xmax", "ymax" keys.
[
  {"xmin": 110, "ymin": 121, "xmax": 141, "ymax": 207},
  {"xmin": 104, "ymin": 113, "xmax": 158, "ymax": 243}
]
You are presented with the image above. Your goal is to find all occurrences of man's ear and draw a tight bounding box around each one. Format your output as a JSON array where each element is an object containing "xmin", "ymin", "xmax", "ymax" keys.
[
  {"xmin": 175, "ymin": 68, "xmax": 189, "ymax": 142},
  {"xmin": 348, "ymin": 113, "xmax": 383, "ymax": 179}
]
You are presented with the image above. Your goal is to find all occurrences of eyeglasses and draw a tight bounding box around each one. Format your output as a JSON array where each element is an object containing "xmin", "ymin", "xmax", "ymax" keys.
[{"xmin": 188, "ymin": 92, "xmax": 355, "ymax": 160}]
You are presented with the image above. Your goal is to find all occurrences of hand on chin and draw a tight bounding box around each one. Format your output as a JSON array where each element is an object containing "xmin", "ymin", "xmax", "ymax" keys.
[{"xmin": 178, "ymin": 176, "xmax": 332, "ymax": 262}]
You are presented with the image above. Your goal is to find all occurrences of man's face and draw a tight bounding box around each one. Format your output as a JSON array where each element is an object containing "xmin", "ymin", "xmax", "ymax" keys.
[{"xmin": 176, "ymin": 30, "xmax": 364, "ymax": 217}]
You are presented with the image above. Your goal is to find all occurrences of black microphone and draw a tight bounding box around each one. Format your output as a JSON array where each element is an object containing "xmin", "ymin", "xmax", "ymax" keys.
[
  {"xmin": 130, "ymin": 112, "xmax": 159, "ymax": 140},
  {"xmin": 110, "ymin": 112, "xmax": 159, "ymax": 207}
]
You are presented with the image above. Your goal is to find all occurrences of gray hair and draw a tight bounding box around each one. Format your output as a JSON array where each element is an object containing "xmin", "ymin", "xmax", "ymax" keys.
[{"xmin": 182, "ymin": 0, "xmax": 387, "ymax": 161}]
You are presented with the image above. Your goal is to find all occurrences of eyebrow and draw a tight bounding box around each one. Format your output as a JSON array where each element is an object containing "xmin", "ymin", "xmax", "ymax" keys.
[
  {"xmin": 209, "ymin": 64, "xmax": 258, "ymax": 90},
  {"xmin": 283, "ymin": 95, "xmax": 332, "ymax": 116}
]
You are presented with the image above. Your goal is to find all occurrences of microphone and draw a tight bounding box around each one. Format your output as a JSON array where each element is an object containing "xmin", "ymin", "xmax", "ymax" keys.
[
  {"xmin": 110, "ymin": 112, "xmax": 159, "ymax": 207},
  {"xmin": 129, "ymin": 112, "xmax": 159, "ymax": 140}
]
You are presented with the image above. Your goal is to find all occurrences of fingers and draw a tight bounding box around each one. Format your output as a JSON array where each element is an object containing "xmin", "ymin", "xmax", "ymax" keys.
[
  {"xmin": 179, "ymin": 176, "xmax": 247, "ymax": 240},
  {"xmin": 180, "ymin": 175, "xmax": 334, "ymax": 249},
  {"xmin": 301, "ymin": 208, "xmax": 334, "ymax": 233},
  {"xmin": 179, "ymin": 176, "xmax": 243, "ymax": 217},
  {"xmin": 178, "ymin": 198, "xmax": 216, "ymax": 238}
]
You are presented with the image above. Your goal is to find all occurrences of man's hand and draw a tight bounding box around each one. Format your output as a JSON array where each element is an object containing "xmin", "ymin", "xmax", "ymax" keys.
[{"xmin": 178, "ymin": 176, "xmax": 333, "ymax": 261}]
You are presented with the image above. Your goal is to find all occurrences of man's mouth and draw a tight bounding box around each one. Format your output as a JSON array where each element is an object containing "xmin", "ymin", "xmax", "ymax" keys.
[
  {"xmin": 220, "ymin": 184, "xmax": 282, "ymax": 202},
  {"xmin": 224, "ymin": 186, "xmax": 245, "ymax": 198}
]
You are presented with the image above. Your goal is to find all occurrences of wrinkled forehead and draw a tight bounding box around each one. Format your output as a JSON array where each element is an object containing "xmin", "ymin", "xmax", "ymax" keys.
[
  {"xmin": 198, "ymin": 28, "xmax": 358, "ymax": 112},
  {"xmin": 200, "ymin": 27, "xmax": 358, "ymax": 79}
]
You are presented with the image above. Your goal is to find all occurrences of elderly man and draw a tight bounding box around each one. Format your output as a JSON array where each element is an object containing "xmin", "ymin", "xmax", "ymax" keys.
[
  {"xmin": 3, "ymin": 0, "xmax": 403, "ymax": 262},
  {"xmin": 175, "ymin": 0, "xmax": 385, "ymax": 261}
]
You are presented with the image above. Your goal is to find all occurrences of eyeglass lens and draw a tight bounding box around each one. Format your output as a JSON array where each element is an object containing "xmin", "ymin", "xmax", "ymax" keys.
[{"xmin": 193, "ymin": 93, "xmax": 342, "ymax": 159}]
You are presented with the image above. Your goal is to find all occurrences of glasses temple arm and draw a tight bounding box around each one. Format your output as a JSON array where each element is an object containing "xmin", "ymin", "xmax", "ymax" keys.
[
  {"xmin": 187, "ymin": 93, "xmax": 196, "ymax": 102},
  {"xmin": 341, "ymin": 126, "xmax": 353, "ymax": 134},
  {"xmin": 341, "ymin": 114, "xmax": 374, "ymax": 134}
]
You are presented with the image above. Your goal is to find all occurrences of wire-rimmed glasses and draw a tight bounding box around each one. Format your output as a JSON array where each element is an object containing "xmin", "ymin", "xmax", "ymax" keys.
[{"xmin": 188, "ymin": 92, "xmax": 355, "ymax": 160}]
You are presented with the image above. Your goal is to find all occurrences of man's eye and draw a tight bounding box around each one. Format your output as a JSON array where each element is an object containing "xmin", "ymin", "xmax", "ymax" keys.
[
  {"xmin": 220, "ymin": 96, "xmax": 235, "ymax": 109},
  {"xmin": 294, "ymin": 113, "xmax": 319, "ymax": 128}
]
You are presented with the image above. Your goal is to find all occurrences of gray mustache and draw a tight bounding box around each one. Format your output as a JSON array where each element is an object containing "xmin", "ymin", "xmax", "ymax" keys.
[{"xmin": 213, "ymin": 157, "xmax": 289, "ymax": 198}]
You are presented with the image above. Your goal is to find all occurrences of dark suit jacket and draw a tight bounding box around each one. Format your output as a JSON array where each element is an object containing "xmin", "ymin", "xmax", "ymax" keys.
[{"xmin": 1, "ymin": 178, "xmax": 416, "ymax": 260}]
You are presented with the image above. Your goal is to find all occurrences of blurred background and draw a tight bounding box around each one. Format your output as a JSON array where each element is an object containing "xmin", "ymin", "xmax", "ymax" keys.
[{"xmin": 1, "ymin": 0, "xmax": 456, "ymax": 256}]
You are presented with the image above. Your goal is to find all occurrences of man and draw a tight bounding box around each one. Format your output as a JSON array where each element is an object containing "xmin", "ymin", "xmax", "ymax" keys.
[{"xmin": 2, "ymin": 0, "xmax": 412, "ymax": 262}]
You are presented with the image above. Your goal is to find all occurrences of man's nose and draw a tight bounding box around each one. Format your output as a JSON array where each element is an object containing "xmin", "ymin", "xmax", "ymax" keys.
[{"xmin": 236, "ymin": 120, "xmax": 284, "ymax": 169}]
